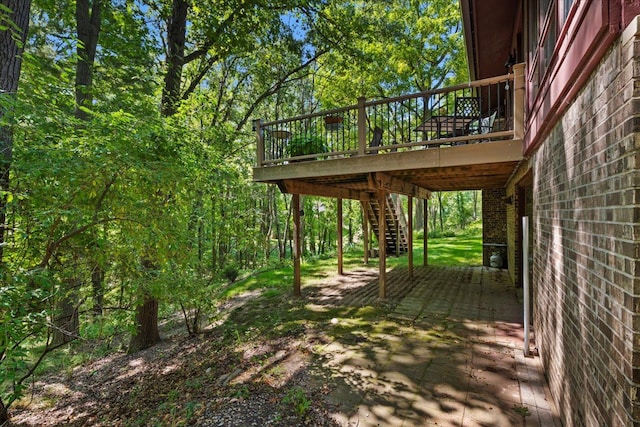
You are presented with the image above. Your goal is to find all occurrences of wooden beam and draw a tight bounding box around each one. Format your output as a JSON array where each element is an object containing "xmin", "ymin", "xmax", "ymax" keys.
[
  {"xmin": 293, "ymin": 194, "xmax": 301, "ymax": 296},
  {"xmin": 372, "ymin": 172, "xmax": 431, "ymax": 199},
  {"xmin": 337, "ymin": 198, "xmax": 343, "ymax": 275},
  {"xmin": 378, "ymin": 189, "xmax": 387, "ymax": 299},
  {"xmin": 278, "ymin": 180, "xmax": 370, "ymax": 201},
  {"xmin": 408, "ymin": 195, "xmax": 413, "ymax": 279}
]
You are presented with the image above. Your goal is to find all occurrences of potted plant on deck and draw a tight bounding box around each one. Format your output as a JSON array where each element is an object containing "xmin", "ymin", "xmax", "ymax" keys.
[{"xmin": 286, "ymin": 134, "xmax": 328, "ymax": 161}]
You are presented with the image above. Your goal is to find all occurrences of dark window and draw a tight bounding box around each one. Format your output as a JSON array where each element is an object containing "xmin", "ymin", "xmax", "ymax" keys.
[{"xmin": 527, "ymin": 0, "xmax": 575, "ymax": 100}]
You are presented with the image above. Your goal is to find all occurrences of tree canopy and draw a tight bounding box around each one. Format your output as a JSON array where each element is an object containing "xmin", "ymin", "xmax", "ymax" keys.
[{"xmin": 0, "ymin": 0, "xmax": 469, "ymax": 420}]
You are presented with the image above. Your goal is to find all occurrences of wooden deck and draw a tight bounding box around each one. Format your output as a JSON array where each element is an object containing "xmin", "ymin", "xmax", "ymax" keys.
[
  {"xmin": 252, "ymin": 68, "xmax": 525, "ymax": 298},
  {"xmin": 254, "ymin": 139, "xmax": 523, "ymax": 198}
]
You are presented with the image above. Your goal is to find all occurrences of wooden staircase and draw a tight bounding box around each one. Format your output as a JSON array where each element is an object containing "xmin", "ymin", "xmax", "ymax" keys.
[{"xmin": 363, "ymin": 194, "xmax": 409, "ymax": 257}]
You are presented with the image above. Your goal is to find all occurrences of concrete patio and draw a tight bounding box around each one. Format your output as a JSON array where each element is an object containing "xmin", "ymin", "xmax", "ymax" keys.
[{"xmin": 310, "ymin": 265, "xmax": 560, "ymax": 426}]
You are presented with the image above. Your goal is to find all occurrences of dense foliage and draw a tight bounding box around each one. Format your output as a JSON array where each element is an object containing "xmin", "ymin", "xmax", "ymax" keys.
[{"xmin": 0, "ymin": 0, "xmax": 476, "ymax": 419}]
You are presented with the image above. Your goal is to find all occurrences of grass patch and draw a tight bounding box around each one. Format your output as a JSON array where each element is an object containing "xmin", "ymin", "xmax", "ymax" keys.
[
  {"xmin": 421, "ymin": 234, "xmax": 483, "ymax": 266},
  {"xmin": 222, "ymin": 230, "xmax": 483, "ymax": 299},
  {"xmin": 215, "ymin": 229, "xmax": 482, "ymax": 346}
]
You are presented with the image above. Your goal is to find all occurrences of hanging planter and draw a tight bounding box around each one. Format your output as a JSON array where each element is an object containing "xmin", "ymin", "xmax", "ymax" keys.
[
  {"xmin": 270, "ymin": 129, "xmax": 291, "ymax": 140},
  {"xmin": 324, "ymin": 115, "xmax": 343, "ymax": 131}
]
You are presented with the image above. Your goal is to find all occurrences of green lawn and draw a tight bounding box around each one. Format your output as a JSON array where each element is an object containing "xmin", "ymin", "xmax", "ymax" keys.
[
  {"xmin": 221, "ymin": 231, "xmax": 483, "ymax": 300},
  {"xmin": 420, "ymin": 235, "xmax": 483, "ymax": 266}
]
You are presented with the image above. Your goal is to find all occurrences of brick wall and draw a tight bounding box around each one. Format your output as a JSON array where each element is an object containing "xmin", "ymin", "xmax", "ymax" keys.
[
  {"xmin": 482, "ymin": 188, "xmax": 507, "ymax": 267},
  {"xmin": 530, "ymin": 20, "xmax": 640, "ymax": 426},
  {"xmin": 505, "ymin": 161, "xmax": 531, "ymax": 286}
]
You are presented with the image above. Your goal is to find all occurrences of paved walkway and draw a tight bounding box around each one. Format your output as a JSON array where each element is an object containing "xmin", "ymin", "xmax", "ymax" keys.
[{"xmin": 313, "ymin": 266, "xmax": 561, "ymax": 427}]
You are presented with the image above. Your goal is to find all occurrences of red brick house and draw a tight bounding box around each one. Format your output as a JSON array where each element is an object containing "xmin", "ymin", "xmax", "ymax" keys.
[
  {"xmin": 461, "ymin": 0, "xmax": 640, "ymax": 424},
  {"xmin": 254, "ymin": 1, "xmax": 640, "ymax": 424}
]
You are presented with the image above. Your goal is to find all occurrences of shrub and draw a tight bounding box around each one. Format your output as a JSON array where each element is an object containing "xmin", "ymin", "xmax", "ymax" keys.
[{"xmin": 222, "ymin": 264, "xmax": 240, "ymax": 283}]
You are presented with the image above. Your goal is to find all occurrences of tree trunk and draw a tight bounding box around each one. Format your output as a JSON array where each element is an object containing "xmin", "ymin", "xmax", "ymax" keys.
[
  {"xmin": 437, "ymin": 192, "xmax": 444, "ymax": 232},
  {"xmin": 414, "ymin": 197, "xmax": 424, "ymax": 231},
  {"xmin": 473, "ymin": 190, "xmax": 478, "ymax": 220},
  {"xmin": 0, "ymin": 397, "xmax": 8, "ymax": 426},
  {"xmin": 128, "ymin": 292, "xmax": 161, "ymax": 353},
  {"xmin": 52, "ymin": 0, "xmax": 104, "ymax": 342},
  {"xmin": 347, "ymin": 200, "xmax": 353, "ymax": 245},
  {"xmin": 129, "ymin": 0, "xmax": 189, "ymax": 352},
  {"xmin": 75, "ymin": 0, "xmax": 102, "ymax": 120},
  {"xmin": 161, "ymin": 0, "xmax": 188, "ymax": 117},
  {"xmin": 211, "ymin": 194, "xmax": 217, "ymax": 270},
  {"xmin": 0, "ymin": 0, "xmax": 32, "ymax": 269},
  {"xmin": 0, "ymin": 1, "xmax": 32, "ymax": 417},
  {"xmin": 52, "ymin": 277, "xmax": 81, "ymax": 346},
  {"xmin": 91, "ymin": 262, "xmax": 105, "ymax": 316}
]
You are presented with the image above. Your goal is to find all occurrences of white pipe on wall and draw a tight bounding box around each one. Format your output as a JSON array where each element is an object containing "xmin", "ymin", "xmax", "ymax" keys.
[{"xmin": 523, "ymin": 216, "xmax": 530, "ymax": 356}]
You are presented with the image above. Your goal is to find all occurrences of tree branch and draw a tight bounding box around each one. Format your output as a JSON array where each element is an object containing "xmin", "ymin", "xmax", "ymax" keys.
[{"xmin": 234, "ymin": 48, "xmax": 329, "ymax": 133}]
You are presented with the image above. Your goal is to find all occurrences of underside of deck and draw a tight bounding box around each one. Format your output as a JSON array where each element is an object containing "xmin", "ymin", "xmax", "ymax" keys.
[{"xmin": 253, "ymin": 139, "xmax": 523, "ymax": 198}]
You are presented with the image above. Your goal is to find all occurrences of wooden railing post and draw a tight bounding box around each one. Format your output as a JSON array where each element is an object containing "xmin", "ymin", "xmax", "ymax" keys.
[
  {"xmin": 254, "ymin": 118, "xmax": 264, "ymax": 167},
  {"xmin": 357, "ymin": 96, "xmax": 367, "ymax": 156},
  {"xmin": 513, "ymin": 63, "xmax": 525, "ymax": 140}
]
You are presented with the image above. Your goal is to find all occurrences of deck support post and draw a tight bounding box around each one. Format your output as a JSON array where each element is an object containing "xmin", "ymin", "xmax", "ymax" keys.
[
  {"xmin": 293, "ymin": 194, "xmax": 301, "ymax": 296},
  {"xmin": 408, "ymin": 196, "xmax": 413, "ymax": 279},
  {"xmin": 337, "ymin": 198, "xmax": 343, "ymax": 275},
  {"xmin": 423, "ymin": 198, "xmax": 428, "ymax": 266},
  {"xmin": 362, "ymin": 202, "xmax": 369, "ymax": 264},
  {"xmin": 378, "ymin": 189, "xmax": 387, "ymax": 299},
  {"xmin": 395, "ymin": 195, "xmax": 400, "ymax": 257}
]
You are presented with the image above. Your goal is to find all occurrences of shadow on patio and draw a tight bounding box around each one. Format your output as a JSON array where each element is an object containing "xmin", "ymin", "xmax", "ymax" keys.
[{"xmin": 302, "ymin": 265, "xmax": 560, "ymax": 427}]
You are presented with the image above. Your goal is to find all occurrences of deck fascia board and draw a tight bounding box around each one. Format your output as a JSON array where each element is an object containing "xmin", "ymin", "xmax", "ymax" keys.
[{"xmin": 253, "ymin": 139, "xmax": 523, "ymax": 183}]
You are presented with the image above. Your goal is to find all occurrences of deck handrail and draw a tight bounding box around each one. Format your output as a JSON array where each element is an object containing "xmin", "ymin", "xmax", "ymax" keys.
[
  {"xmin": 256, "ymin": 70, "xmax": 523, "ymax": 167},
  {"xmin": 261, "ymin": 74, "xmax": 513, "ymax": 127}
]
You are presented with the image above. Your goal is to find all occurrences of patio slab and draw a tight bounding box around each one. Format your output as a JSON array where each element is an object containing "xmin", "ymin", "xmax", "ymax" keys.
[{"xmin": 317, "ymin": 266, "xmax": 560, "ymax": 426}]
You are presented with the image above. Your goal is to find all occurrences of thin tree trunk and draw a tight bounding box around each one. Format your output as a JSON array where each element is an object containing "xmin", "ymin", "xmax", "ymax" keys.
[
  {"xmin": 52, "ymin": 277, "xmax": 81, "ymax": 346},
  {"xmin": 91, "ymin": 261, "xmax": 105, "ymax": 316},
  {"xmin": 53, "ymin": 0, "xmax": 103, "ymax": 341},
  {"xmin": 211, "ymin": 195, "xmax": 217, "ymax": 270},
  {"xmin": 473, "ymin": 190, "xmax": 478, "ymax": 220},
  {"xmin": 414, "ymin": 197, "xmax": 424, "ymax": 231},
  {"xmin": 347, "ymin": 200, "xmax": 353, "ymax": 245}
]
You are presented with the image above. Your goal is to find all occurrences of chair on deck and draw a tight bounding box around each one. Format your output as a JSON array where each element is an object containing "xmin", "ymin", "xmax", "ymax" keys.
[
  {"xmin": 467, "ymin": 110, "xmax": 498, "ymax": 137},
  {"xmin": 369, "ymin": 126, "xmax": 383, "ymax": 154},
  {"xmin": 439, "ymin": 96, "xmax": 481, "ymax": 139}
]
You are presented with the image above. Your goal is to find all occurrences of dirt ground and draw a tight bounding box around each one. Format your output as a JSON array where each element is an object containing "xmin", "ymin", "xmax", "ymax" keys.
[
  {"xmin": 9, "ymin": 266, "xmax": 386, "ymax": 427},
  {"xmin": 8, "ymin": 265, "xmax": 558, "ymax": 426}
]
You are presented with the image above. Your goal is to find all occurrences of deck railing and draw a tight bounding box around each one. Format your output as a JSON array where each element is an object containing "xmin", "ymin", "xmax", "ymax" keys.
[{"xmin": 255, "ymin": 70, "xmax": 523, "ymax": 166}]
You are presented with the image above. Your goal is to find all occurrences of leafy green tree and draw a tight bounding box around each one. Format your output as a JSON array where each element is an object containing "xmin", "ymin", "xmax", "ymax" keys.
[
  {"xmin": 0, "ymin": 0, "xmax": 31, "ymax": 421},
  {"xmin": 313, "ymin": 0, "xmax": 467, "ymax": 106}
]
